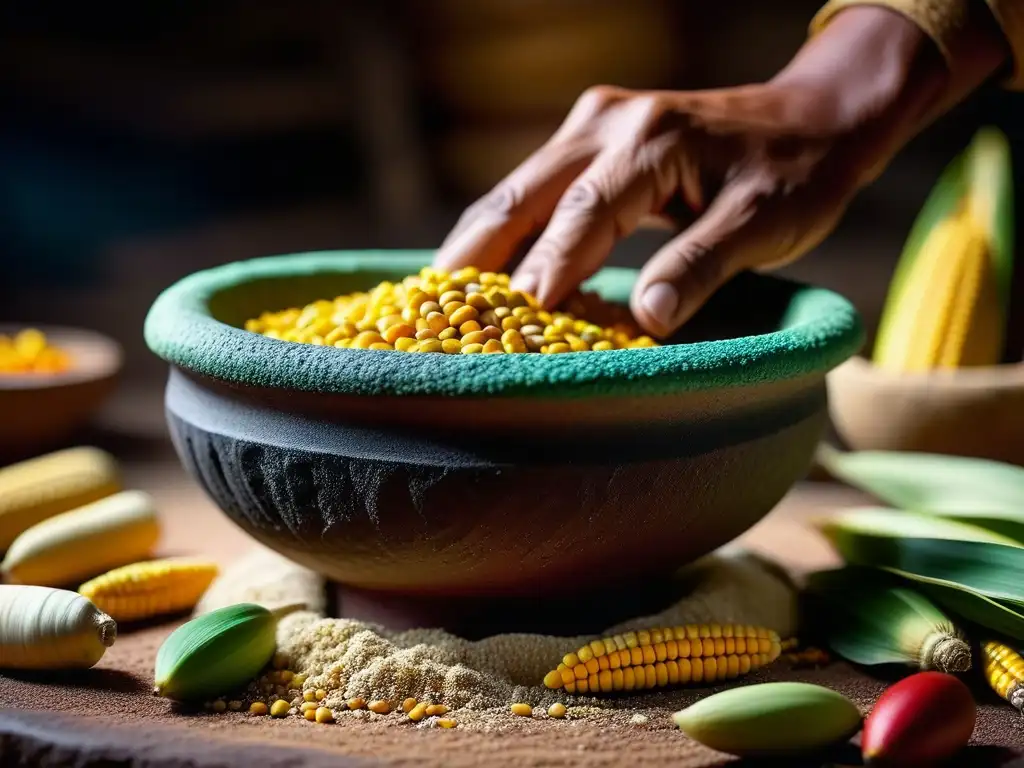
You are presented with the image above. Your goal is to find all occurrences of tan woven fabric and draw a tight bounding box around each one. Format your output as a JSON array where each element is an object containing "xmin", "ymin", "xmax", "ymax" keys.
[{"xmin": 811, "ymin": 0, "xmax": 1024, "ymax": 89}]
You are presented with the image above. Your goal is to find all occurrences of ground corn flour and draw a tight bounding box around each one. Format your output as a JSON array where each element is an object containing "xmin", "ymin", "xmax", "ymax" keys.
[{"xmin": 196, "ymin": 544, "xmax": 798, "ymax": 726}]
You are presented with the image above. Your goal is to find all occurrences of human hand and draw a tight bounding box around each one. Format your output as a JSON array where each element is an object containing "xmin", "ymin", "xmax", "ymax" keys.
[{"xmin": 435, "ymin": 6, "xmax": 1006, "ymax": 338}]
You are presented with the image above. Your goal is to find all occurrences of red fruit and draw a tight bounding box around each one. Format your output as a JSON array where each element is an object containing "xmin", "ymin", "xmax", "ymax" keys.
[{"xmin": 862, "ymin": 671, "xmax": 976, "ymax": 766}]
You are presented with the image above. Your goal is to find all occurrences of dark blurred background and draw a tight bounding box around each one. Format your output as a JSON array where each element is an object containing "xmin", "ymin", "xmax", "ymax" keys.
[{"xmin": 2, "ymin": 0, "xmax": 1022, "ymax": 431}]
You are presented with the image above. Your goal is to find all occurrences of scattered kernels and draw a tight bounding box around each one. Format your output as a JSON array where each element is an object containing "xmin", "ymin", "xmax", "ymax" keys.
[
  {"xmin": 368, "ymin": 700, "xmax": 392, "ymax": 715},
  {"xmin": 304, "ymin": 708, "xmax": 317, "ymax": 721},
  {"xmin": 249, "ymin": 702, "xmax": 268, "ymax": 716},
  {"xmin": 442, "ymin": 339, "xmax": 463, "ymax": 354},
  {"xmin": 348, "ymin": 698, "xmax": 366, "ymax": 710},
  {"xmin": 502, "ymin": 329, "xmax": 527, "ymax": 353},
  {"xmin": 544, "ymin": 342, "xmax": 571, "ymax": 354},
  {"xmin": 270, "ymin": 700, "xmax": 290, "ymax": 718},
  {"xmin": 425, "ymin": 704, "xmax": 448, "ymax": 717},
  {"xmin": 316, "ymin": 689, "xmax": 327, "ymax": 700},
  {"xmin": 449, "ymin": 305, "xmax": 479, "ymax": 327},
  {"xmin": 461, "ymin": 330, "xmax": 488, "ymax": 346},
  {"xmin": 481, "ymin": 339, "xmax": 504, "ymax": 353},
  {"xmin": 510, "ymin": 703, "xmax": 533, "ymax": 717},
  {"xmin": 548, "ymin": 703, "xmax": 567, "ymax": 719},
  {"xmin": 459, "ymin": 320, "xmax": 482, "ymax": 334},
  {"xmin": 383, "ymin": 324, "xmax": 416, "ymax": 344},
  {"xmin": 438, "ymin": 327, "xmax": 458, "ymax": 340},
  {"xmin": 315, "ymin": 707, "xmax": 334, "ymax": 724},
  {"xmin": 437, "ymin": 718, "xmax": 458, "ymax": 728},
  {"xmin": 302, "ymin": 702, "xmax": 319, "ymax": 713},
  {"xmin": 402, "ymin": 698, "xmax": 418, "ymax": 713},
  {"xmin": 212, "ymin": 700, "xmax": 227, "ymax": 713},
  {"xmin": 501, "ymin": 316, "xmax": 521, "ymax": 332},
  {"xmin": 408, "ymin": 702, "xmax": 429, "ymax": 722},
  {"xmin": 303, "ymin": 691, "xmax": 317, "ymax": 703},
  {"xmin": 461, "ymin": 343, "xmax": 484, "ymax": 354},
  {"xmin": 394, "ymin": 337, "xmax": 418, "ymax": 352}
]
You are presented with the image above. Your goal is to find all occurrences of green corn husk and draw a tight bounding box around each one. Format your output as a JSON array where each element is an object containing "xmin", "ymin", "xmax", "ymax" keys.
[
  {"xmin": 873, "ymin": 126, "xmax": 1015, "ymax": 362},
  {"xmin": 805, "ymin": 567, "xmax": 971, "ymax": 673},
  {"xmin": 154, "ymin": 602, "xmax": 296, "ymax": 702},
  {"xmin": 818, "ymin": 445, "xmax": 1024, "ymax": 542},
  {"xmin": 815, "ymin": 508, "xmax": 1024, "ymax": 640}
]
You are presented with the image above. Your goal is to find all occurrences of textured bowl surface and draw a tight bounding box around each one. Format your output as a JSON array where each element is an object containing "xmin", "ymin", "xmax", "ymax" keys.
[
  {"xmin": 0, "ymin": 325, "xmax": 122, "ymax": 458},
  {"xmin": 146, "ymin": 251, "xmax": 863, "ymax": 600},
  {"xmin": 828, "ymin": 355, "xmax": 1024, "ymax": 466}
]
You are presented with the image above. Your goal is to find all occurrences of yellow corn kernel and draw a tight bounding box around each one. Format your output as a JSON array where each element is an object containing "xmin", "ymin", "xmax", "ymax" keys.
[
  {"xmin": 249, "ymin": 702, "xmax": 268, "ymax": 716},
  {"xmin": 544, "ymin": 342, "xmax": 571, "ymax": 354},
  {"xmin": 437, "ymin": 718, "xmax": 458, "ymax": 728},
  {"xmin": 543, "ymin": 623, "xmax": 782, "ymax": 693},
  {"xmin": 547, "ymin": 703, "xmax": 567, "ymax": 719},
  {"xmin": 347, "ymin": 697, "xmax": 366, "ymax": 710},
  {"xmin": 402, "ymin": 697, "xmax": 418, "ymax": 713},
  {"xmin": 303, "ymin": 690, "xmax": 317, "ymax": 702},
  {"xmin": 510, "ymin": 703, "xmax": 533, "ymax": 717},
  {"xmin": 315, "ymin": 689, "xmax": 327, "ymax": 700},
  {"xmin": 301, "ymin": 702, "xmax": 318, "ymax": 713},
  {"xmin": 304, "ymin": 708, "xmax": 317, "ymax": 721},
  {"xmin": 78, "ymin": 558, "xmax": 218, "ymax": 623},
  {"xmin": 270, "ymin": 700, "xmax": 290, "ymax": 718},
  {"xmin": 315, "ymin": 707, "xmax": 334, "ymax": 723},
  {"xmin": 459, "ymin": 320, "xmax": 482, "ymax": 334},
  {"xmin": 425, "ymin": 704, "xmax": 448, "ymax": 717},
  {"xmin": 408, "ymin": 702, "xmax": 429, "ymax": 721},
  {"xmin": 368, "ymin": 700, "xmax": 391, "ymax": 714},
  {"xmin": 461, "ymin": 343, "xmax": 484, "ymax": 354},
  {"xmin": 482, "ymin": 339, "xmax": 504, "ymax": 354},
  {"xmin": 982, "ymin": 640, "xmax": 1024, "ymax": 712}
]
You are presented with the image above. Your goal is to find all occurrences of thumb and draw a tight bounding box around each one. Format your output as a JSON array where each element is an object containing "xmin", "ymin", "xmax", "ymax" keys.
[{"xmin": 630, "ymin": 184, "xmax": 760, "ymax": 338}]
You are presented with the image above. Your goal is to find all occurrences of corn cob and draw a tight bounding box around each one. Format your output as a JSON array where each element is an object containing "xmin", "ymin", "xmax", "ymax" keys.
[
  {"xmin": 981, "ymin": 640, "xmax": 1024, "ymax": 713},
  {"xmin": 873, "ymin": 126, "xmax": 1014, "ymax": 372},
  {"xmin": 542, "ymin": 624, "xmax": 782, "ymax": 694},
  {"xmin": 1, "ymin": 490, "xmax": 160, "ymax": 587},
  {"xmin": 79, "ymin": 558, "xmax": 219, "ymax": 623},
  {"xmin": 0, "ymin": 447, "xmax": 120, "ymax": 552}
]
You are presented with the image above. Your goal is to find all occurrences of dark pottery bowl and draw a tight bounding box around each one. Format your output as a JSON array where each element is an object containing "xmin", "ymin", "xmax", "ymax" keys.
[{"xmin": 145, "ymin": 251, "xmax": 863, "ymax": 630}]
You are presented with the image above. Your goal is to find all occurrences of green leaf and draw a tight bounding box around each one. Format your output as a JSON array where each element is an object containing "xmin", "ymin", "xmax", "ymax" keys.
[
  {"xmin": 818, "ymin": 508, "xmax": 1024, "ymax": 605},
  {"xmin": 805, "ymin": 567, "xmax": 969, "ymax": 671},
  {"xmin": 884, "ymin": 567, "xmax": 1024, "ymax": 642},
  {"xmin": 817, "ymin": 446, "xmax": 1024, "ymax": 542}
]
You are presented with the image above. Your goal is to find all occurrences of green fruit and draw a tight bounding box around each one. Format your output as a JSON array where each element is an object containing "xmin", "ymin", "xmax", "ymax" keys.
[
  {"xmin": 671, "ymin": 682, "xmax": 862, "ymax": 756},
  {"xmin": 153, "ymin": 603, "xmax": 277, "ymax": 702}
]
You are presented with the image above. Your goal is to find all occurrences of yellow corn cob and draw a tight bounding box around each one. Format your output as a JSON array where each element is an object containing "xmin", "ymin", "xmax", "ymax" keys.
[
  {"xmin": 981, "ymin": 640, "xmax": 1024, "ymax": 712},
  {"xmin": 0, "ymin": 447, "xmax": 120, "ymax": 552},
  {"xmin": 79, "ymin": 558, "xmax": 219, "ymax": 622},
  {"xmin": 542, "ymin": 624, "xmax": 782, "ymax": 694},
  {"xmin": 874, "ymin": 210, "xmax": 1003, "ymax": 372},
  {"xmin": 1, "ymin": 491, "xmax": 159, "ymax": 587}
]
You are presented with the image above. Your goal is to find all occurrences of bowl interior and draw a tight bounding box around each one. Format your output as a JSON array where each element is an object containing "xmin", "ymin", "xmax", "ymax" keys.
[{"xmin": 206, "ymin": 260, "xmax": 818, "ymax": 347}]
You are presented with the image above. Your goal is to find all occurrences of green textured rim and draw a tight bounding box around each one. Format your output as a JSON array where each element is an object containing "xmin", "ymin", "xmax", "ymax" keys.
[{"xmin": 143, "ymin": 251, "xmax": 864, "ymax": 398}]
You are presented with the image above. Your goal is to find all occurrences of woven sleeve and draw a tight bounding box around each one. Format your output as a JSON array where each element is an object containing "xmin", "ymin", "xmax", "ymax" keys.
[{"xmin": 810, "ymin": 0, "xmax": 1024, "ymax": 90}]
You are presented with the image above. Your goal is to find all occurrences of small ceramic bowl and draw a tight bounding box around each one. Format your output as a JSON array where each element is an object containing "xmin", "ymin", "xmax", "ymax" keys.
[
  {"xmin": 144, "ymin": 251, "xmax": 862, "ymax": 624},
  {"xmin": 0, "ymin": 325, "xmax": 123, "ymax": 458},
  {"xmin": 828, "ymin": 355, "xmax": 1024, "ymax": 466}
]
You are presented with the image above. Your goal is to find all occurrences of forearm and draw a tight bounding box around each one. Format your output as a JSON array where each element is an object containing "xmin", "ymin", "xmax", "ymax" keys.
[{"xmin": 771, "ymin": 2, "xmax": 1010, "ymax": 185}]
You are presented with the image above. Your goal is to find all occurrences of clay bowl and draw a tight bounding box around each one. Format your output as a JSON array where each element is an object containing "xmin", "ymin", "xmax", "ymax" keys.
[
  {"xmin": 0, "ymin": 325, "xmax": 123, "ymax": 459},
  {"xmin": 828, "ymin": 355, "xmax": 1024, "ymax": 466},
  {"xmin": 144, "ymin": 251, "xmax": 862, "ymax": 631}
]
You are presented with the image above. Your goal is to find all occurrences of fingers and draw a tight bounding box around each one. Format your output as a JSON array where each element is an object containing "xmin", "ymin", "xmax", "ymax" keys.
[
  {"xmin": 629, "ymin": 171, "xmax": 772, "ymax": 338},
  {"xmin": 510, "ymin": 134, "xmax": 681, "ymax": 307},
  {"xmin": 433, "ymin": 141, "xmax": 596, "ymax": 274}
]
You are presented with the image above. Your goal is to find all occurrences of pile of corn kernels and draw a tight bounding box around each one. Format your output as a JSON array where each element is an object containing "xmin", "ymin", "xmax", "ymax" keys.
[
  {"xmin": 0, "ymin": 329, "xmax": 72, "ymax": 374},
  {"xmin": 243, "ymin": 266, "xmax": 657, "ymax": 354}
]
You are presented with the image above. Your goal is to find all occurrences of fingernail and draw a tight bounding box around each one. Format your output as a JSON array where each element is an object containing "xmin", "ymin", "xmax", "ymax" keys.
[
  {"xmin": 640, "ymin": 282, "xmax": 679, "ymax": 327},
  {"xmin": 511, "ymin": 272, "xmax": 539, "ymax": 297}
]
